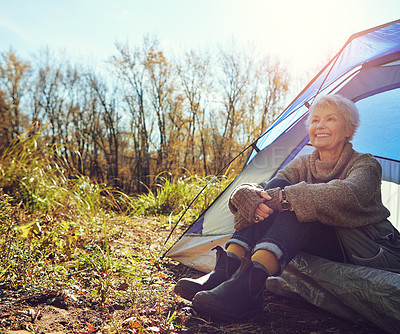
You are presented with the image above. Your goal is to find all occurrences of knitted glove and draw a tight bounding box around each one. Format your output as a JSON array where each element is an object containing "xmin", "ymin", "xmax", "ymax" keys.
[
  {"xmin": 233, "ymin": 212, "xmax": 253, "ymax": 231},
  {"xmin": 228, "ymin": 183, "xmax": 264, "ymax": 223},
  {"xmin": 263, "ymin": 187, "xmax": 283, "ymax": 212},
  {"xmin": 231, "ymin": 187, "xmax": 282, "ymax": 232}
]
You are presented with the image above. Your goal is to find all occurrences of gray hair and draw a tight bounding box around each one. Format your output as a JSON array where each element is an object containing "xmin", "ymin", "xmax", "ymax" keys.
[{"xmin": 306, "ymin": 94, "xmax": 360, "ymax": 141}]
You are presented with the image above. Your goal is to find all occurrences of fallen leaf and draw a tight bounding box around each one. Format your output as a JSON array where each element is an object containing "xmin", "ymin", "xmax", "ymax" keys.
[{"xmin": 86, "ymin": 322, "xmax": 95, "ymax": 333}]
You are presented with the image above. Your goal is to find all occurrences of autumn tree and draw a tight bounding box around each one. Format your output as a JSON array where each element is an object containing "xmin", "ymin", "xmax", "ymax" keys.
[
  {"xmin": 144, "ymin": 39, "xmax": 176, "ymax": 172},
  {"xmin": 0, "ymin": 90, "xmax": 10, "ymax": 152},
  {"xmin": 258, "ymin": 57, "xmax": 289, "ymax": 131},
  {"xmin": 63, "ymin": 64, "xmax": 96, "ymax": 176},
  {"xmin": 0, "ymin": 37, "xmax": 293, "ymax": 193},
  {"xmin": 111, "ymin": 41, "xmax": 152, "ymax": 192},
  {"xmin": 0, "ymin": 49, "xmax": 30, "ymax": 144},
  {"xmin": 29, "ymin": 49, "xmax": 67, "ymax": 145},
  {"xmin": 210, "ymin": 44, "xmax": 252, "ymax": 173},
  {"xmin": 87, "ymin": 71, "xmax": 120, "ymax": 187},
  {"xmin": 243, "ymin": 56, "xmax": 290, "ymax": 143}
]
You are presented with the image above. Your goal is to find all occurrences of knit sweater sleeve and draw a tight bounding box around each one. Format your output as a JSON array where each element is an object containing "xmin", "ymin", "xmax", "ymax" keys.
[{"xmin": 285, "ymin": 154, "xmax": 390, "ymax": 227}]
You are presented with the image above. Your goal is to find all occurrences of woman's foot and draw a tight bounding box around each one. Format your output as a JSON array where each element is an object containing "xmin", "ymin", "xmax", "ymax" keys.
[
  {"xmin": 192, "ymin": 258, "xmax": 269, "ymax": 320},
  {"xmin": 174, "ymin": 246, "xmax": 240, "ymax": 301}
]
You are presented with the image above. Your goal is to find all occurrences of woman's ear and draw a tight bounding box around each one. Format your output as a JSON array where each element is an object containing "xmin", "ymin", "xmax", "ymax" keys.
[{"xmin": 345, "ymin": 125, "xmax": 353, "ymax": 139}]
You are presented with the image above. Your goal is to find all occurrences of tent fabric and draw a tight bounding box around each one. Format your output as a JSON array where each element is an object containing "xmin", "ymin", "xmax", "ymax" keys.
[
  {"xmin": 248, "ymin": 19, "xmax": 400, "ymax": 164},
  {"xmin": 166, "ymin": 19, "xmax": 400, "ymax": 332}
]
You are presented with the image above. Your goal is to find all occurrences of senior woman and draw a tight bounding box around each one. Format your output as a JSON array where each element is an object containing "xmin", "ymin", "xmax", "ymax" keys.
[{"xmin": 174, "ymin": 94, "xmax": 400, "ymax": 320}]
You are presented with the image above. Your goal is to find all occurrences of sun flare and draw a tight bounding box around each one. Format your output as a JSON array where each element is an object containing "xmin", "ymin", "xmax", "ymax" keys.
[{"xmin": 230, "ymin": 0, "xmax": 365, "ymax": 75}]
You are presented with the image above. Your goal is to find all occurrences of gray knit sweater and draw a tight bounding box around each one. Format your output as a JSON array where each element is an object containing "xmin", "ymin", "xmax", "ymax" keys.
[{"xmin": 229, "ymin": 143, "xmax": 390, "ymax": 230}]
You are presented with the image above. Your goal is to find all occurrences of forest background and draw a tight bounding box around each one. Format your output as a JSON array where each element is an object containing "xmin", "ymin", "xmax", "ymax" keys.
[{"xmin": 0, "ymin": 38, "xmax": 297, "ymax": 195}]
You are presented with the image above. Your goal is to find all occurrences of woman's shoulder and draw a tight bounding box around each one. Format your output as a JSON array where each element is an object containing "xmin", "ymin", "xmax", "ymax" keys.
[
  {"xmin": 349, "ymin": 149, "xmax": 382, "ymax": 170},
  {"xmin": 286, "ymin": 153, "xmax": 310, "ymax": 168},
  {"xmin": 351, "ymin": 149, "xmax": 378, "ymax": 162}
]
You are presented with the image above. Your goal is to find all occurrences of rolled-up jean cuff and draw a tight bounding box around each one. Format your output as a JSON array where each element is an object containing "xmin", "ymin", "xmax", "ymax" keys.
[
  {"xmin": 225, "ymin": 239, "xmax": 252, "ymax": 252},
  {"xmin": 253, "ymin": 242, "xmax": 284, "ymax": 261}
]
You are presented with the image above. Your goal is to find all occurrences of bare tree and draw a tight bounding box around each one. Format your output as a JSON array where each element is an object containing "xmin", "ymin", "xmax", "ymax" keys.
[
  {"xmin": 110, "ymin": 42, "xmax": 152, "ymax": 191},
  {"xmin": 30, "ymin": 49, "xmax": 67, "ymax": 145},
  {"xmin": 177, "ymin": 49, "xmax": 211, "ymax": 173},
  {"xmin": 243, "ymin": 56, "xmax": 290, "ymax": 143},
  {"xmin": 211, "ymin": 44, "xmax": 252, "ymax": 173},
  {"xmin": 144, "ymin": 38, "xmax": 176, "ymax": 172},
  {"xmin": 258, "ymin": 57, "xmax": 289, "ymax": 131},
  {"xmin": 63, "ymin": 65, "xmax": 94, "ymax": 175},
  {"xmin": 87, "ymin": 71, "xmax": 120, "ymax": 187}
]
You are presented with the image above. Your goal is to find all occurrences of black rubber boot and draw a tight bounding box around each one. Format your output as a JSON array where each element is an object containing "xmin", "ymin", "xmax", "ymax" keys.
[
  {"xmin": 174, "ymin": 246, "xmax": 240, "ymax": 301},
  {"xmin": 192, "ymin": 258, "xmax": 269, "ymax": 321}
]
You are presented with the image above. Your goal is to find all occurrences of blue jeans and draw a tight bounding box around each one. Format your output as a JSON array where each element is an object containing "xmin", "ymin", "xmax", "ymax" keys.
[{"xmin": 226, "ymin": 178, "xmax": 343, "ymax": 275}]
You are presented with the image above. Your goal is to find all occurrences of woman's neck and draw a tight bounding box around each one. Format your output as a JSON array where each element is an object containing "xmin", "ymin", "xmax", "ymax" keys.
[{"xmin": 318, "ymin": 143, "xmax": 346, "ymax": 162}]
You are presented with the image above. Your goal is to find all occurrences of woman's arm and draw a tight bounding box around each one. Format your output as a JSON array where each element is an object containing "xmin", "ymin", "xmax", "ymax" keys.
[{"xmin": 285, "ymin": 155, "xmax": 390, "ymax": 227}]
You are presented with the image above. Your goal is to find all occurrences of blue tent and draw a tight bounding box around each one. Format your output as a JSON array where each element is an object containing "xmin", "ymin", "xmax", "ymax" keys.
[{"xmin": 166, "ymin": 20, "xmax": 400, "ymax": 333}]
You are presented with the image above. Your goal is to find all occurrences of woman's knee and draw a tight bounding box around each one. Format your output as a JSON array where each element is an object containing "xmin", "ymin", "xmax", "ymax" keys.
[{"xmin": 264, "ymin": 177, "xmax": 291, "ymax": 190}]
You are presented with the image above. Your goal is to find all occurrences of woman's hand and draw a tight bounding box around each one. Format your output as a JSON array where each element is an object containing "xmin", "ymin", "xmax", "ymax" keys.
[{"xmin": 253, "ymin": 191, "xmax": 275, "ymax": 223}]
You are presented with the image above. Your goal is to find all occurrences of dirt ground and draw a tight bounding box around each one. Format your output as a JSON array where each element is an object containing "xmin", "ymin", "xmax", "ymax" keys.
[
  {"xmin": 0, "ymin": 278, "xmax": 387, "ymax": 334},
  {"xmin": 0, "ymin": 268, "xmax": 388, "ymax": 334},
  {"xmin": 0, "ymin": 218, "xmax": 389, "ymax": 334}
]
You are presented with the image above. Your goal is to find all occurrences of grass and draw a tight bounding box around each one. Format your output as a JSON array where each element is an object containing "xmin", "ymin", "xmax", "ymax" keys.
[
  {"xmin": 0, "ymin": 130, "xmax": 114, "ymax": 218},
  {"xmin": 117, "ymin": 170, "xmax": 234, "ymax": 223},
  {"xmin": 0, "ymin": 129, "xmax": 235, "ymax": 333}
]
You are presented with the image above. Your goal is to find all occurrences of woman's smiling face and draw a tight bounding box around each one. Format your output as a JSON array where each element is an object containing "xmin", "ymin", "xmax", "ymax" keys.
[{"xmin": 309, "ymin": 106, "xmax": 352, "ymax": 161}]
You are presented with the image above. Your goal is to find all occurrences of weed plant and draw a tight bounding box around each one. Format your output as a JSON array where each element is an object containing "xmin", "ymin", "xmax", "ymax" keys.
[
  {"xmin": 119, "ymin": 170, "xmax": 235, "ymax": 224},
  {"xmin": 0, "ymin": 130, "xmax": 113, "ymax": 218},
  {"xmin": 0, "ymin": 129, "xmax": 237, "ymax": 332}
]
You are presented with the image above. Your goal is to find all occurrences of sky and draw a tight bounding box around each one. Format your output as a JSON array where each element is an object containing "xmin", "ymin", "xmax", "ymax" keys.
[{"xmin": 0, "ymin": 0, "xmax": 399, "ymax": 76}]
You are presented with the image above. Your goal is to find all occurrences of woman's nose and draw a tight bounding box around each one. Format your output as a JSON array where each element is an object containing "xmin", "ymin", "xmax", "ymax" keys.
[{"xmin": 316, "ymin": 120, "xmax": 326, "ymax": 128}]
